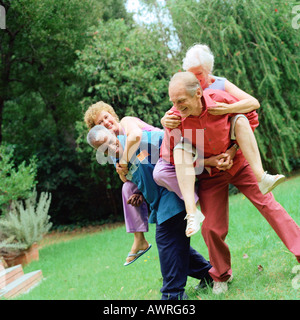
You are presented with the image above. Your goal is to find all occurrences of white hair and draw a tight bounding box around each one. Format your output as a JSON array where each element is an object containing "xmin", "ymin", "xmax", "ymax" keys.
[
  {"xmin": 182, "ymin": 44, "xmax": 214, "ymax": 72},
  {"xmin": 87, "ymin": 125, "xmax": 115, "ymax": 149}
]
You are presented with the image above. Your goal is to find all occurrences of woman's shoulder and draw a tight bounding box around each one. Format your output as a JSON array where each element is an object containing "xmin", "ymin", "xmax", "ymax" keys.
[{"xmin": 207, "ymin": 75, "xmax": 227, "ymax": 90}]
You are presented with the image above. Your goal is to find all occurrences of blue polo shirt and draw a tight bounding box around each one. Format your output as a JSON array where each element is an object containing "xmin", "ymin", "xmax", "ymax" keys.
[{"xmin": 117, "ymin": 131, "xmax": 185, "ymax": 225}]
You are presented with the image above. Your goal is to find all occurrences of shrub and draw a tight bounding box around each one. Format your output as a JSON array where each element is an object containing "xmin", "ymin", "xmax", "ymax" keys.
[
  {"xmin": 0, "ymin": 190, "xmax": 52, "ymax": 251},
  {"xmin": 0, "ymin": 145, "xmax": 37, "ymax": 212}
]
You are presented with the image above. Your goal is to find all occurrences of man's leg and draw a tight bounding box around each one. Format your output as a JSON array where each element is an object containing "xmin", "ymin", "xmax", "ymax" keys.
[
  {"xmin": 156, "ymin": 211, "xmax": 210, "ymax": 299},
  {"xmin": 231, "ymin": 162, "xmax": 300, "ymax": 262},
  {"xmin": 156, "ymin": 211, "xmax": 190, "ymax": 300},
  {"xmin": 156, "ymin": 211, "xmax": 211, "ymax": 300},
  {"xmin": 198, "ymin": 171, "xmax": 233, "ymax": 282},
  {"xmin": 188, "ymin": 246, "xmax": 212, "ymax": 280}
]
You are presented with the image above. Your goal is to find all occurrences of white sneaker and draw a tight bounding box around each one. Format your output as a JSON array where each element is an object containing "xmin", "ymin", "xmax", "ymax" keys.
[
  {"xmin": 185, "ymin": 208, "xmax": 205, "ymax": 237},
  {"xmin": 258, "ymin": 172, "xmax": 285, "ymax": 195},
  {"xmin": 212, "ymin": 275, "xmax": 234, "ymax": 295}
]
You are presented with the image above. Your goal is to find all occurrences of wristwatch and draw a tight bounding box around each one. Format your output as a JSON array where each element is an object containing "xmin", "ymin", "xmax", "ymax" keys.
[{"xmin": 233, "ymin": 143, "xmax": 239, "ymax": 151}]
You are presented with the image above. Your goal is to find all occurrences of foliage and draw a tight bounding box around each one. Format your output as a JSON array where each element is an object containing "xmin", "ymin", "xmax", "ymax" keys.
[
  {"xmin": 166, "ymin": 0, "xmax": 300, "ymax": 173},
  {"xmin": 0, "ymin": 190, "xmax": 52, "ymax": 250},
  {"xmin": 1, "ymin": 0, "xmax": 131, "ymax": 226},
  {"xmin": 75, "ymin": 19, "xmax": 172, "ymax": 127},
  {"xmin": 0, "ymin": 144, "xmax": 37, "ymax": 211}
]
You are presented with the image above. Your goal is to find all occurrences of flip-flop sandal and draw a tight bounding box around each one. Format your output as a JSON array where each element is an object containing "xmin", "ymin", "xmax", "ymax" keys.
[{"xmin": 123, "ymin": 244, "xmax": 152, "ymax": 266}]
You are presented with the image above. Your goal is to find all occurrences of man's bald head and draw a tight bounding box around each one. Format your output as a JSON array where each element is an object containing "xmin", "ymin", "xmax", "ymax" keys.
[{"xmin": 169, "ymin": 72, "xmax": 202, "ymax": 97}]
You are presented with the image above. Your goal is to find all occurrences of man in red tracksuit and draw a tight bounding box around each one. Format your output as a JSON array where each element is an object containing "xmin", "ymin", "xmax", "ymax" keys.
[{"xmin": 161, "ymin": 71, "xmax": 300, "ymax": 294}]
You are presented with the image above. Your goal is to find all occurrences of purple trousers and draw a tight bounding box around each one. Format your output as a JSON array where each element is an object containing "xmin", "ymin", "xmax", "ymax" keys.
[
  {"xmin": 153, "ymin": 158, "xmax": 199, "ymax": 203},
  {"xmin": 122, "ymin": 181, "xmax": 148, "ymax": 233},
  {"xmin": 122, "ymin": 158, "xmax": 198, "ymax": 233}
]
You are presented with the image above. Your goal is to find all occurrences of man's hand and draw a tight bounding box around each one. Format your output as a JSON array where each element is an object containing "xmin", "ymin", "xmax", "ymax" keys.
[
  {"xmin": 161, "ymin": 110, "xmax": 181, "ymax": 129},
  {"xmin": 210, "ymin": 144, "xmax": 238, "ymax": 171},
  {"xmin": 215, "ymin": 153, "xmax": 233, "ymax": 171},
  {"xmin": 127, "ymin": 194, "xmax": 144, "ymax": 207},
  {"xmin": 205, "ymin": 152, "xmax": 234, "ymax": 171},
  {"xmin": 205, "ymin": 153, "xmax": 229, "ymax": 167}
]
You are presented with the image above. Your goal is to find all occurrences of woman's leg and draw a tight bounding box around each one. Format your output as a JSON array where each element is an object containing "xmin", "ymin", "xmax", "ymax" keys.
[
  {"xmin": 153, "ymin": 158, "xmax": 199, "ymax": 202},
  {"xmin": 233, "ymin": 115, "xmax": 285, "ymax": 194},
  {"xmin": 173, "ymin": 147, "xmax": 205, "ymax": 237},
  {"xmin": 122, "ymin": 181, "xmax": 150, "ymax": 264},
  {"xmin": 173, "ymin": 148, "xmax": 197, "ymax": 215},
  {"xmin": 234, "ymin": 116, "xmax": 264, "ymax": 181},
  {"xmin": 122, "ymin": 181, "xmax": 148, "ymax": 233}
]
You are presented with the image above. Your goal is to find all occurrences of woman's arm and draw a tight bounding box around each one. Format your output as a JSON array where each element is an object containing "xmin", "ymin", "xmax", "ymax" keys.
[
  {"xmin": 119, "ymin": 117, "xmax": 143, "ymax": 165},
  {"xmin": 208, "ymin": 80, "xmax": 260, "ymax": 115}
]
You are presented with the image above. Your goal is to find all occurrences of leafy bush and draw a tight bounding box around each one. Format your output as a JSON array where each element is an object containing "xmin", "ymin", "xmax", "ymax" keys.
[
  {"xmin": 0, "ymin": 145, "xmax": 37, "ymax": 212},
  {"xmin": 0, "ymin": 190, "xmax": 52, "ymax": 250}
]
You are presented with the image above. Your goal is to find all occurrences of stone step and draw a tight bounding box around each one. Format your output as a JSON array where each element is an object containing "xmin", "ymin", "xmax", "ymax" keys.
[
  {"xmin": 0, "ymin": 265, "xmax": 24, "ymax": 289},
  {"xmin": 0, "ymin": 270, "xmax": 43, "ymax": 299}
]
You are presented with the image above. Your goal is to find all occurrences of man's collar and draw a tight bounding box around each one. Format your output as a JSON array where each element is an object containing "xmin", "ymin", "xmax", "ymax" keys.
[{"xmin": 202, "ymin": 90, "xmax": 217, "ymax": 109}]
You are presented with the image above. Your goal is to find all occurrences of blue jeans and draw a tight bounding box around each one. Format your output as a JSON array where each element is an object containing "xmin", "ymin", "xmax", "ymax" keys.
[{"xmin": 156, "ymin": 211, "xmax": 211, "ymax": 300}]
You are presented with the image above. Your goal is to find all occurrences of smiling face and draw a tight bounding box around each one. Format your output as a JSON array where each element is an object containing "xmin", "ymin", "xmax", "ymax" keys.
[
  {"xmin": 93, "ymin": 132, "xmax": 123, "ymax": 159},
  {"xmin": 188, "ymin": 65, "xmax": 210, "ymax": 90},
  {"xmin": 95, "ymin": 110, "xmax": 121, "ymax": 135},
  {"xmin": 169, "ymin": 78, "xmax": 203, "ymax": 118}
]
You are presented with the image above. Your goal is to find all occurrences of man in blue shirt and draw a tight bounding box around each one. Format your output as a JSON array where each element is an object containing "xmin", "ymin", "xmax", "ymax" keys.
[{"xmin": 87, "ymin": 125, "xmax": 212, "ymax": 300}]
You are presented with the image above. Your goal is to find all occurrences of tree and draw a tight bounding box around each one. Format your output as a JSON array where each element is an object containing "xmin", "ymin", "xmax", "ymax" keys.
[{"xmin": 0, "ymin": 0, "xmax": 132, "ymax": 143}]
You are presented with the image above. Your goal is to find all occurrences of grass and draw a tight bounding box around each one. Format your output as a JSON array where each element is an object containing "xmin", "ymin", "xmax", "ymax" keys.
[{"xmin": 16, "ymin": 175, "xmax": 300, "ymax": 300}]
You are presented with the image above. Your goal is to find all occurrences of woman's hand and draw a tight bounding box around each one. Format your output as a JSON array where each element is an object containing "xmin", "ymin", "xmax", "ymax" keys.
[
  {"xmin": 118, "ymin": 172, "xmax": 128, "ymax": 183},
  {"xmin": 161, "ymin": 110, "xmax": 181, "ymax": 129},
  {"xmin": 208, "ymin": 102, "xmax": 233, "ymax": 115},
  {"xmin": 116, "ymin": 162, "xmax": 128, "ymax": 175}
]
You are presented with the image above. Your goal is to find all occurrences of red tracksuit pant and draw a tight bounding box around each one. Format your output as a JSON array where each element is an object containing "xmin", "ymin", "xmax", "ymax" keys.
[{"xmin": 198, "ymin": 160, "xmax": 300, "ymax": 282}]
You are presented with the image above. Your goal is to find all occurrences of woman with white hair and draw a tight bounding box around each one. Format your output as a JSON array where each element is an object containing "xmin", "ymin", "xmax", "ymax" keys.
[{"xmin": 157, "ymin": 44, "xmax": 285, "ymax": 237}]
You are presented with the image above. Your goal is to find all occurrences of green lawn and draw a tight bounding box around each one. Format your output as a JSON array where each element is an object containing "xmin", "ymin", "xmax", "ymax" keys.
[{"xmin": 17, "ymin": 176, "xmax": 300, "ymax": 300}]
